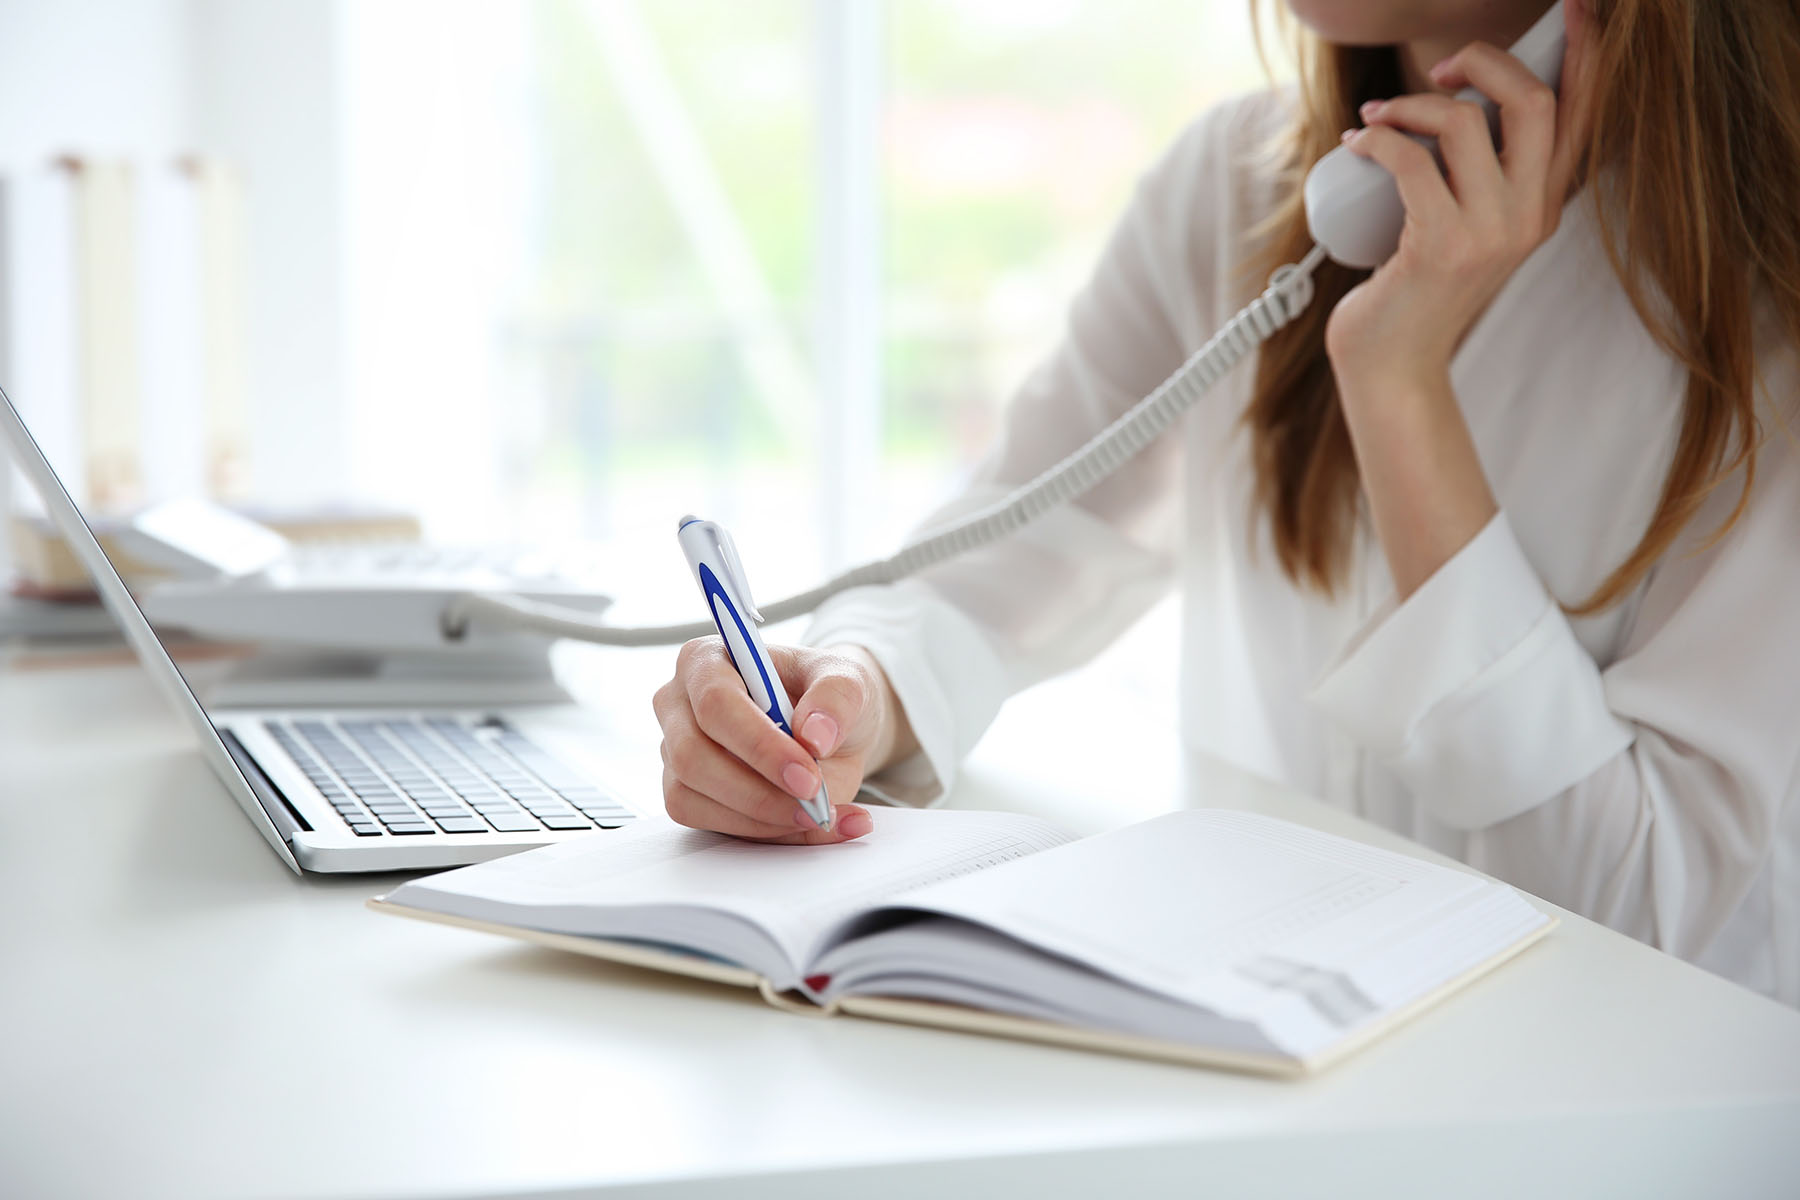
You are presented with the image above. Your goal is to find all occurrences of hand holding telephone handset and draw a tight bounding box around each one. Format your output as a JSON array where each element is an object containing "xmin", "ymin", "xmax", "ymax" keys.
[
  {"xmin": 1304, "ymin": 3, "xmax": 1567, "ymax": 269},
  {"xmin": 444, "ymin": 2, "xmax": 1568, "ymax": 651}
]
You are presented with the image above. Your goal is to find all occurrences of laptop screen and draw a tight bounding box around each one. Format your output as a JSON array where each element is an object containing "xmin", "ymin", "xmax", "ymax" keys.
[{"xmin": 1, "ymin": 385, "xmax": 302, "ymax": 870}]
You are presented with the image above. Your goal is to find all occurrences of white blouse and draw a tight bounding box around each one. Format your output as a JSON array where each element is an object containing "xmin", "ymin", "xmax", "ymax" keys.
[{"xmin": 804, "ymin": 88, "xmax": 1800, "ymax": 1008}]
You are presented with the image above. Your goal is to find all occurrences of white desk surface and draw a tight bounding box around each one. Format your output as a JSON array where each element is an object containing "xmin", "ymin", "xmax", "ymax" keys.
[{"xmin": 2, "ymin": 637, "xmax": 1798, "ymax": 1200}]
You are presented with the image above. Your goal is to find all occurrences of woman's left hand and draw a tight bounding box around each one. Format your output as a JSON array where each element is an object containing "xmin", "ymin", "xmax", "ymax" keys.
[
  {"xmin": 1324, "ymin": 32, "xmax": 1592, "ymax": 390},
  {"xmin": 1319, "ymin": 10, "xmax": 1596, "ymax": 601}
]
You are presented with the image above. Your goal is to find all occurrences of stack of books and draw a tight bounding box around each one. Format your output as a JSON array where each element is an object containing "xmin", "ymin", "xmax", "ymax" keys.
[{"xmin": 0, "ymin": 505, "xmax": 422, "ymax": 642}]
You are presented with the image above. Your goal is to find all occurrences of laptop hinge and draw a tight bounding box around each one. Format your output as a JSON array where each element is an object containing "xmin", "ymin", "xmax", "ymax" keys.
[{"xmin": 218, "ymin": 727, "xmax": 313, "ymax": 837}]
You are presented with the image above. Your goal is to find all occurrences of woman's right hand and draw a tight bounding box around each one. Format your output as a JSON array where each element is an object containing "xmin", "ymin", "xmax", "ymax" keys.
[{"xmin": 652, "ymin": 639, "xmax": 898, "ymax": 843}]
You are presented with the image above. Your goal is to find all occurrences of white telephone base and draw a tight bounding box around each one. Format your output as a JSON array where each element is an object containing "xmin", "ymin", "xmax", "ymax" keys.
[
  {"xmin": 199, "ymin": 647, "xmax": 574, "ymax": 709},
  {"xmin": 142, "ymin": 568, "xmax": 612, "ymax": 656}
]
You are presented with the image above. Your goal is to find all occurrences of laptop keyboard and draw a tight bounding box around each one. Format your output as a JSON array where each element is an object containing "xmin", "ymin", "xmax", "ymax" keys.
[{"xmin": 263, "ymin": 716, "xmax": 636, "ymax": 837}]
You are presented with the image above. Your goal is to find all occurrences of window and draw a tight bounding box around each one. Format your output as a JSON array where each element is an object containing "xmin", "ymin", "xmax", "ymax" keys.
[{"xmin": 340, "ymin": 0, "xmax": 1272, "ymax": 594}]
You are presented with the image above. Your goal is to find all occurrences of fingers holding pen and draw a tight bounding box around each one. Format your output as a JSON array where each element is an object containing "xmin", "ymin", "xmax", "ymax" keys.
[
  {"xmin": 664, "ymin": 770, "xmax": 865, "ymax": 845},
  {"xmin": 655, "ymin": 636, "xmax": 874, "ymax": 842},
  {"xmin": 785, "ymin": 653, "xmax": 872, "ymax": 759},
  {"xmin": 659, "ymin": 719, "xmax": 804, "ymax": 825},
  {"xmin": 658, "ymin": 713, "xmax": 872, "ymax": 841},
  {"xmin": 659, "ymin": 731, "xmax": 873, "ymax": 838},
  {"xmin": 679, "ymin": 637, "xmax": 824, "ymax": 801},
  {"xmin": 666, "ymin": 520, "xmax": 893, "ymax": 845}
]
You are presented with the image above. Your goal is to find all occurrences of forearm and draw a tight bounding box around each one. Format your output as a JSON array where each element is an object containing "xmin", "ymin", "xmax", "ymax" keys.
[
  {"xmin": 1325, "ymin": 37, "xmax": 1583, "ymax": 598},
  {"xmin": 1337, "ymin": 367, "xmax": 1498, "ymax": 600}
]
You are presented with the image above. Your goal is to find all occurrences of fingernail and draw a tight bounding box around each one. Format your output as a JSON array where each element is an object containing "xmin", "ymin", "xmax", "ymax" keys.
[
  {"xmin": 793, "ymin": 804, "xmax": 820, "ymax": 829},
  {"xmin": 800, "ymin": 712, "xmax": 839, "ymax": 757},
  {"xmin": 1359, "ymin": 99, "xmax": 1383, "ymax": 117},
  {"xmin": 1341, "ymin": 128, "xmax": 1358, "ymax": 143},
  {"xmin": 781, "ymin": 762, "xmax": 818, "ymax": 799},
  {"xmin": 1429, "ymin": 57, "xmax": 1452, "ymax": 77},
  {"xmin": 837, "ymin": 810, "xmax": 872, "ymax": 838}
]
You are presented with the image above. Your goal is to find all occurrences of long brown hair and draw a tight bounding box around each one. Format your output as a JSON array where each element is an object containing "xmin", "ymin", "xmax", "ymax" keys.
[{"xmin": 1244, "ymin": 1, "xmax": 1800, "ymax": 613}]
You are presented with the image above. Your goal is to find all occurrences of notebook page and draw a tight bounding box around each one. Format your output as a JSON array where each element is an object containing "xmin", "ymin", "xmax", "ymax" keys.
[
  {"xmin": 879, "ymin": 809, "xmax": 1512, "ymax": 1025},
  {"xmin": 385, "ymin": 807, "xmax": 1073, "ymax": 979}
]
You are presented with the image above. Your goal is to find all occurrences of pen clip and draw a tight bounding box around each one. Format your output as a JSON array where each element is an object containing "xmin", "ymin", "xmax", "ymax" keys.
[{"xmin": 710, "ymin": 523, "xmax": 764, "ymax": 624}]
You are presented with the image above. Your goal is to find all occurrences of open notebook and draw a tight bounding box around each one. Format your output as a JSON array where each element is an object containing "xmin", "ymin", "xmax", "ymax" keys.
[{"xmin": 370, "ymin": 807, "xmax": 1553, "ymax": 1075}]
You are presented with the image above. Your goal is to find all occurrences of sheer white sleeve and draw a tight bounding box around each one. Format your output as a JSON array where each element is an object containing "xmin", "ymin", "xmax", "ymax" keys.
[
  {"xmin": 1309, "ymin": 407, "xmax": 1800, "ymax": 976},
  {"xmin": 804, "ymin": 99, "xmax": 1260, "ymax": 803}
]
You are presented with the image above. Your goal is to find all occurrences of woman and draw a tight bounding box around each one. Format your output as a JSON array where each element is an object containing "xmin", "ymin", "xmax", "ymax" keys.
[{"xmin": 652, "ymin": 0, "xmax": 1800, "ymax": 1006}]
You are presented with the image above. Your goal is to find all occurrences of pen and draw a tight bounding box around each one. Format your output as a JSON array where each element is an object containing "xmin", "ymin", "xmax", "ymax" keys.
[{"xmin": 676, "ymin": 515, "xmax": 833, "ymax": 831}]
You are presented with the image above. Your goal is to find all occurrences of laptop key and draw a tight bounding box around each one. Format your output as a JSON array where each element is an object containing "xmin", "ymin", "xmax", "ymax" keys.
[
  {"xmin": 576, "ymin": 806, "xmax": 635, "ymax": 823},
  {"xmin": 539, "ymin": 814, "xmax": 594, "ymax": 831},
  {"xmin": 434, "ymin": 816, "xmax": 490, "ymax": 834},
  {"xmin": 482, "ymin": 815, "xmax": 543, "ymax": 832},
  {"xmin": 384, "ymin": 823, "xmax": 435, "ymax": 835}
]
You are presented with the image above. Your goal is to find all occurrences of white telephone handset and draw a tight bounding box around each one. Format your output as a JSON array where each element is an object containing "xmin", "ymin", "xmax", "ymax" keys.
[{"xmin": 448, "ymin": 4, "xmax": 1570, "ymax": 647}]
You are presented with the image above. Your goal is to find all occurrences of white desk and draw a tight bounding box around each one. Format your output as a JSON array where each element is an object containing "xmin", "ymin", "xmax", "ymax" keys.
[{"xmin": 3, "ymin": 637, "xmax": 1798, "ymax": 1199}]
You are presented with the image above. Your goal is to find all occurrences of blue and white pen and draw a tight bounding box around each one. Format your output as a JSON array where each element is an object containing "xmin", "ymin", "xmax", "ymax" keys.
[{"xmin": 677, "ymin": 515, "xmax": 832, "ymax": 831}]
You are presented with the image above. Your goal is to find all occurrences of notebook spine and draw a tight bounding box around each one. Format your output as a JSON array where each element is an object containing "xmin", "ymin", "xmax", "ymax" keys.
[{"xmin": 756, "ymin": 978, "xmax": 840, "ymax": 1017}]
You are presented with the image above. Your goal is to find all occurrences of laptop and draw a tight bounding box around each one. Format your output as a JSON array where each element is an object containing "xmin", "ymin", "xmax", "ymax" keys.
[{"xmin": 1, "ymin": 385, "xmax": 639, "ymax": 873}]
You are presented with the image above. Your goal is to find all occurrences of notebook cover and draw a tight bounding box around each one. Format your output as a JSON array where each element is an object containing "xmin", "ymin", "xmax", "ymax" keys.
[{"xmin": 366, "ymin": 897, "xmax": 767, "ymax": 990}]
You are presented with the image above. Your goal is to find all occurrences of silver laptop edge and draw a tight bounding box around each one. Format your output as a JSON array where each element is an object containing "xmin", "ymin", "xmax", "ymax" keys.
[{"xmin": 1, "ymin": 384, "xmax": 305, "ymax": 872}]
